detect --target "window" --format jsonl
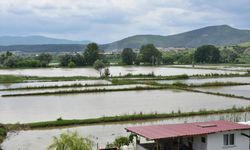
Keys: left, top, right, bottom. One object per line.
{"left": 201, "top": 137, "right": 206, "bottom": 143}
{"left": 224, "top": 134, "right": 235, "bottom": 146}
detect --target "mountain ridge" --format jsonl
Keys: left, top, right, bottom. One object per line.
{"left": 0, "top": 35, "right": 91, "bottom": 46}
{"left": 102, "top": 25, "right": 250, "bottom": 50}
{"left": 1, "top": 25, "right": 250, "bottom": 52}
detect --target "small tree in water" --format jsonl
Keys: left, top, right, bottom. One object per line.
{"left": 93, "top": 59, "right": 105, "bottom": 77}
{"left": 104, "top": 68, "right": 110, "bottom": 77}
{"left": 48, "top": 131, "right": 93, "bottom": 150}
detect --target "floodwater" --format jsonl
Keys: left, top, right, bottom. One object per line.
{"left": 156, "top": 77, "right": 250, "bottom": 85}
{"left": 0, "top": 66, "right": 241, "bottom": 77}
{"left": 170, "top": 65, "right": 250, "bottom": 71}
{"left": 0, "top": 80, "right": 111, "bottom": 90}
{"left": 2, "top": 112, "right": 249, "bottom": 150}
{"left": 195, "top": 85, "right": 250, "bottom": 98}
{"left": 0, "top": 90, "right": 249, "bottom": 123}
{"left": 0, "top": 84, "right": 148, "bottom": 96}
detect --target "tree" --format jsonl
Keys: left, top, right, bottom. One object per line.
{"left": 3, "top": 56, "right": 18, "bottom": 68}
{"left": 194, "top": 45, "right": 220, "bottom": 63}
{"left": 139, "top": 44, "right": 162, "bottom": 65}
{"left": 93, "top": 59, "right": 105, "bottom": 76}
{"left": 37, "top": 53, "right": 52, "bottom": 67}
{"left": 162, "top": 53, "right": 174, "bottom": 64}
{"left": 84, "top": 43, "right": 99, "bottom": 65}
{"left": 106, "top": 136, "right": 133, "bottom": 149}
{"left": 104, "top": 68, "right": 110, "bottom": 77}
{"left": 68, "top": 61, "right": 76, "bottom": 68}
{"left": 59, "top": 53, "right": 85, "bottom": 67}
{"left": 220, "top": 48, "right": 238, "bottom": 63}
{"left": 48, "top": 131, "right": 93, "bottom": 150}
{"left": 121, "top": 48, "right": 135, "bottom": 65}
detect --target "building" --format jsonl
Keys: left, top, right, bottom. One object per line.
{"left": 125, "top": 120, "right": 250, "bottom": 150}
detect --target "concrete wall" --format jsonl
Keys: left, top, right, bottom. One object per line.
{"left": 193, "top": 135, "right": 207, "bottom": 150}
{"left": 207, "top": 130, "right": 249, "bottom": 150}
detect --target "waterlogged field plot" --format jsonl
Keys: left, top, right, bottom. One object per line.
{"left": 0, "top": 80, "right": 111, "bottom": 90}
{"left": 0, "top": 90, "right": 249, "bottom": 123}
{"left": 0, "top": 66, "right": 241, "bottom": 77}
{"left": 195, "top": 85, "right": 250, "bottom": 98}
{"left": 157, "top": 77, "right": 250, "bottom": 85}
{"left": 170, "top": 65, "right": 250, "bottom": 71}
{"left": 0, "top": 84, "right": 149, "bottom": 96}
{"left": 2, "top": 112, "right": 250, "bottom": 150}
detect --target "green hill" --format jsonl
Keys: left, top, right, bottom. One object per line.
{"left": 102, "top": 25, "right": 250, "bottom": 50}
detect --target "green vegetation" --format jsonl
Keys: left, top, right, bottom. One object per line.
{"left": 84, "top": 43, "right": 99, "bottom": 65}
{"left": 59, "top": 53, "right": 85, "bottom": 67}
{"left": 162, "top": 50, "right": 194, "bottom": 65}
{"left": 0, "top": 124, "right": 7, "bottom": 146}
{"left": 48, "top": 131, "right": 93, "bottom": 150}
{"left": 93, "top": 59, "right": 106, "bottom": 76}
{"left": 0, "top": 75, "right": 26, "bottom": 83}
{"left": 1, "top": 86, "right": 164, "bottom": 97}
{"left": 0, "top": 83, "right": 113, "bottom": 91}
{"left": 22, "top": 106, "right": 250, "bottom": 129}
{"left": 0, "top": 52, "right": 52, "bottom": 68}
{"left": 184, "top": 88, "right": 250, "bottom": 100}
{"left": 194, "top": 45, "right": 220, "bottom": 63}
{"left": 189, "top": 82, "right": 250, "bottom": 88}
{"left": 139, "top": 44, "right": 162, "bottom": 65}
{"left": 106, "top": 136, "right": 132, "bottom": 149}
{"left": 121, "top": 48, "right": 135, "bottom": 65}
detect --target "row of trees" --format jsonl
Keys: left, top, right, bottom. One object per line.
{"left": 121, "top": 44, "right": 162, "bottom": 65}
{"left": 1, "top": 43, "right": 248, "bottom": 68}
{"left": 59, "top": 43, "right": 100, "bottom": 67}
{"left": 121, "top": 44, "right": 246, "bottom": 65}
{"left": 0, "top": 52, "right": 52, "bottom": 68}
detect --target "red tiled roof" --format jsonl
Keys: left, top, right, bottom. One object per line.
{"left": 125, "top": 120, "right": 250, "bottom": 140}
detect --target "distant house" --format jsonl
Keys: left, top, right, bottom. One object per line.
{"left": 125, "top": 120, "right": 250, "bottom": 150}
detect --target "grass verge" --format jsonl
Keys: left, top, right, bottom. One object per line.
{"left": 0, "top": 83, "right": 112, "bottom": 91}
{"left": 22, "top": 106, "right": 250, "bottom": 129}
{"left": 1, "top": 86, "right": 166, "bottom": 97}
{"left": 183, "top": 88, "right": 250, "bottom": 100}
{"left": 0, "top": 125, "right": 7, "bottom": 147}
{"left": 0, "top": 75, "right": 26, "bottom": 83}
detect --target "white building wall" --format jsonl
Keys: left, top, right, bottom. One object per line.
{"left": 193, "top": 135, "right": 207, "bottom": 150}
{"left": 207, "top": 130, "right": 249, "bottom": 150}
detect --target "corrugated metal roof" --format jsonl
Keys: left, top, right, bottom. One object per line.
{"left": 125, "top": 120, "right": 250, "bottom": 140}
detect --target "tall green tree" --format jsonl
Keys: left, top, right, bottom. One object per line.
{"left": 84, "top": 43, "right": 99, "bottom": 65}
{"left": 48, "top": 131, "right": 93, "bottom": 150}
{"left": 121, "top": 48, "right": 135, "bottom": 65}
{"left": 139, "top": 44, "right": 162, "bottom": 65}
{"left": 194, "top": 45, "right": 220, "bottom": 63}
{"left": 37, "top": 53, "right": 52, "bottom": 67}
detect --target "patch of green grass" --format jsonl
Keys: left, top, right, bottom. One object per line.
{"left": 0, "top": 83, "right": 112, "bottom": 91}
{"left": 0, "top": 125, "right": 7, "bottom": 146}
{"left": 183, "top": 88, "right": 250, "bottom": 100}
{"left": 190, "top": 82, "right": 250, "bottom": 87}
{"left": 22, "top": 106, "right": 250, "bottom": 129}
{"left": 0, "top": 75, "right": 26, "bottom": 83}
{"left": 191, "top": 72, "right": 250, "bottom": 79}
{"left": 1, "top": 86, "right": 166, "bottom": 97}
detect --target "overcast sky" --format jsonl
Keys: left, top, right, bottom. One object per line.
{"left": 0, "top": 0, "right": 249, "bottom": 43}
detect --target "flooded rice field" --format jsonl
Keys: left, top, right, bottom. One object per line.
{"left": 0, "top": 84, "right": 147, "bottom": 96}
{"left": 2, "top": 112, "right": 249, "bottom": 150}
{"left": 0, "top": 90, "right": 249, "bottom": 123}
{"left": 156, "top": 77, "right": 250, "bottom": 85}
{"left": 0, "top": 66, "right": 242, "bottom": 77}
{"left": 170, "top": 65, "right": 250, "bottom": 71}
{"left": 195, "top": 85, "right": 250, "bottom": 98}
